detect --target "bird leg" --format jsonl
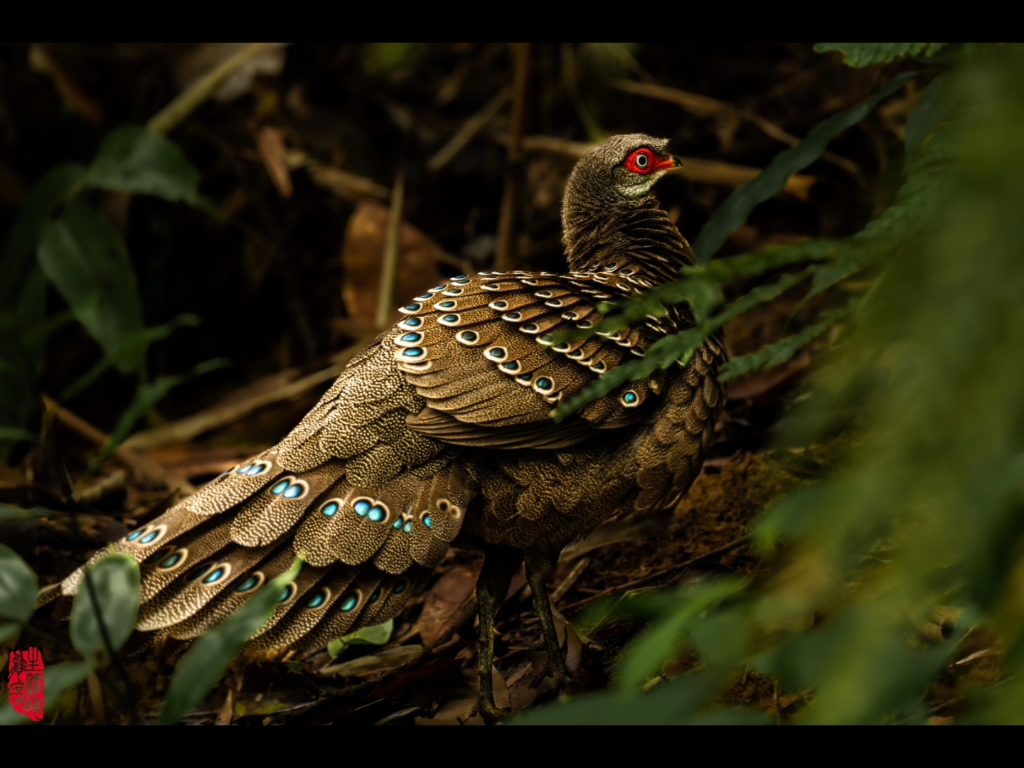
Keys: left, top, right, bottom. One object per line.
{"left": 526, "top": 548, "right": 572, "bottom": 690}
{"left": 474, "top": 547, "right": 520, "bottom": 723}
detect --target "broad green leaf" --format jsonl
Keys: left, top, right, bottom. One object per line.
{"left": 83, "top": 126, "right": 213, "bottom": 210}
{"left": 37, "top": 201, "right": 145, "bottom": 374}
{"left": 0, "top": 326, "right": 35, "bottom": 462}
{"left": 692, "top": 71, "right": 917, "bottom": 264}
{"left": 88, "top": 357, "right": 229, "bottom": 471}
{"left": 17, "top": 266, "right": 48, "bottom": 370}
{"left": 327, "top": 618, "right": 394, "bottom": 659}
{"left": 0, "top": 504, "right": 61, "bottom": 522}
{"left": 0, "top": 163, "right": 84, "bottom": 309}
{"left": 159, "top": 557, "right": 303, "bottom": 725}
{"left": 814, "top": 43, "right": 947, "bottom": 68}
{"left": 0, "top": 660, "right": 93, "bottom": 725}
{"left": 69, "top": 553, "right": 140, "bottom": 666}
{"left": 61, "top": 313, "right": 202, "bottom": 402}
{"left": 0, "top": 544, "right": 38, "bottom": 642}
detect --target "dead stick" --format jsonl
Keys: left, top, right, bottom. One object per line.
{"left": 41, "top": 395, "right": 194, "bottom": 494}
{"left": 148, "top": 43, "right": 283, "bottom": 136}
{"left": 560, "top": 534, "right": 752, "bottom": 613}
{"left": 122, "top": 341, "right": 371, "bottom": 451}
{"left": 494, "top": 43, "right": 530, "bottom": 271}
{"left": 377, "top": 170, "right": 405, "bottom": 329}
{"left": 427, "top": 86, "right": 511, "bottom": 173}
{"left": 611, "top": 79, "right": 860, "bottom": 178}
{"left": 511, "top": 135, "right": 816, "bottom": 199}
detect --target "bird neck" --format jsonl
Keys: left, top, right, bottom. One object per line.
{"left": 561, "top": 195, "right": 695, "bottom": 286}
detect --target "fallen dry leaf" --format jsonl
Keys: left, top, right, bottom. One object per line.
{"left": 417, "top": 563, "right": 480, "bottom": 646}
{"left": 256, "top": 126, "right": 293, "bottom": 198}
{"left": 318, "top": 644, "right": 423, "bottom": 677}
{"left": 340, "top": 201, "right": 446, "bottom": 329}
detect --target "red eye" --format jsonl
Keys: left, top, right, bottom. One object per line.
{"left": 625, "top": 149, "right": 654, "bottom": 175}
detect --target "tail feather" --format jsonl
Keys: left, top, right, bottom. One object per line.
{"left": 248, "top": 563, "right": 379, "bottom": 651}
{"left": 54, "top": 455, "right": 472, "bottom": 654}
{"left": 230, "top": 458, "right": 345, "bottom": 546}
{"left": 137, "top": 541, "right": 281, "bottom": 631}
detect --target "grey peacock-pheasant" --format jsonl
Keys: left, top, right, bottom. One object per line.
{"left": 47, "top": 133, "right": 726, "bottom": 720}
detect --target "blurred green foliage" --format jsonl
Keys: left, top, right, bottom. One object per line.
{"left": 0, "top": 549, "right": 137, "bottom": 725}
{"left": 534, "top": 43, "right": 1024, "bottom": 724}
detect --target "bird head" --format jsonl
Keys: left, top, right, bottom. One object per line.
{"left": 567, "top": 133, "right": 682, "bottom": 207}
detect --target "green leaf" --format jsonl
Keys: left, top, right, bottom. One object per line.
{"left": 61, "top": 313, "right": 202, "bottom": 402}
{"left": 692, "top": 71, "right": 917, "bottom": 264}
{"left": 89, "top": 357, "right": 229, "bottom": 471}
{"left": 69, "top": 553, "right": 140, "bottom": 666}
{"left": 83, "top": 126, "right": 213, "bottom": 211}
{"left": 0, "top": 326, "right": 35, "bottom": 462}
{"left": 0, "top": 544, "right": 38, "bottom": 641}
{"left": 814, "top": 43, "right": 947, "bottom": 68}
{"left": 0, "top": 504, "right": 61, "bottom": 522}
{"left": 0, "top": 427, "right": 39, "bottom": 443}
{"left": 0, "top": 163, "right": 84, "bottom": 309}
{"left": 905, "top": 74, "right": 952, "bottom": 163}
{"left": 718, "top": 307, "right": 850, "bottom": 383}
{"left": 0, "top": 660, "right": 92, "bottom": 725}
{"left": 37, "top": 201, "right": 145, "bottom": 374}
{"left": 17, "top": 266, "right": 49, "bottom": 371}
{"left": 159, "top": 556, "right": 303, "bottom": 725}
{"left": 617, "top": 578, "right": 748, "bottom": 689}
{"left": 327, "top": 618, "right": 394, "bottom": 659}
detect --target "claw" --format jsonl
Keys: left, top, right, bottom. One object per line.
{"left": 473, "top": 696, "right": 510, "bottom": 724}
{"left": 529, "top": 652, "right": 572, "bottom": 690}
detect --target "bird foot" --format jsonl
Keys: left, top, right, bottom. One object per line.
{"left": 529, "top": 654, "right": 572, "bottom": 690}
{"left": 472, "top": 696, "right": 510, "bottom": 725}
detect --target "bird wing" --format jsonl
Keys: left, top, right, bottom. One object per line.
{"left": 394, "top": 270, "right": 680, "bottom": 448}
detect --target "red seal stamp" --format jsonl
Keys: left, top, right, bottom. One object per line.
{"left": 7, "top": 648, "right": 45, "bottom": 722}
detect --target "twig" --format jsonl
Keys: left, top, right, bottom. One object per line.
{"left": 147, "top": 43, "right": 283, "bottom": 136}
{"left": 295, "top": 155, "right": 391, "bottom": 201}
{"left": 561, "top": 43, "right": 602, "bottom": 140}
{"left": 494, "top": 43, "right": 530, "bottom": 271}
{"left": 612, "top": 79, "right": 860, "bottom": 179}
{"left": 560, "top": 534, "right": 752, "bottom": 613}
{"left": 122, "top": 341, "right": 372, "bottom": 451}
{"left": 551, "top": 557, "right": 590, "bottom": 604}
{"left": 40, "top": 406, "right": 141, "bottom": 724}
{"left": 377, "top": 169, "right": 405, "bottom": 329}
{"left": 427, "top": 86, "right": 511, "bottom": 173}
{"left": 41, "top": 395, "right": 194, "bottom": 494}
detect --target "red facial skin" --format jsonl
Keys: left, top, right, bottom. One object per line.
{"left": 624, "top": 148, "right": 679, "bottom": 175}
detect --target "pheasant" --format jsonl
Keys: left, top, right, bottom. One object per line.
{"left": 48, "top": 133, "right": 726, "bottom": 721}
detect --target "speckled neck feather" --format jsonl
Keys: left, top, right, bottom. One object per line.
{"left": 561, "top": 133, "right": 696, "bottom": 284}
